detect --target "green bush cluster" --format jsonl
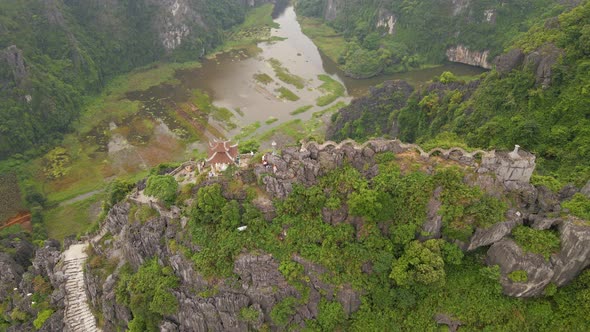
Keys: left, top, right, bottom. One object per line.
{"left": 144, "top": 175, "right": 178, "bottom": 206}
{"left": 115, "top": 260, "right": 179, "bottom": 332}
{"left": 512, "top": 226, "right": 561, "bottom": 260}
{"left": 508, "top": 270, "right": 529, "bottom": 283}
{"left": 562, "top": 193, "right": 590, "bottom": 220}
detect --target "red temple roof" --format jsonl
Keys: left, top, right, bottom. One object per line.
{"left": 206, "top": 140, "right": 238, "bottom": 165}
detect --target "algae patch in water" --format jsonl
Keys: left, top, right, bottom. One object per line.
{"left": 268, "top": 58, "right": 305, "bottom": 89}
{"left": 290, "top": 105, "right": 313, "bottom": 115}
{"left": 254, "top": 73, "right": 274, "bottom": 85}
{"left": 276, "top": 86, "right": 300, "bottom": 101}
{"left": 316, "top": 74, "right": 345, "bottom": 107}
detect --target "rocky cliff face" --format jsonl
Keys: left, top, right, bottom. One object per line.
{"left": 86, "top": 196, "right": 360, "bottom": 331}
{"left": 446, "top": 45, "right": 492, "bottom": 69}
{"left": 0, "top": 235, "right": 67, "bottom": 331}
{"left": 79, "top": 137, "right": 590, "bottom": 331}
{"left": 376, "top": 9, "right": 397, "bottom": 35}
{"left": 0, "top": 46, "right": 28, "bottom": 88}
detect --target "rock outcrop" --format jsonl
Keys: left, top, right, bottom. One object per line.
{"left": 479, "top": 147, "right": 536, "bottom": 185}
{"left": 467, "top": 210, "right": 523, "bottom": 251}
{"left": 0, "top": 45, "right": 28, "bottom": 87}
{"left": 327, "top": 80, "right": 414, "bottom": 141}
{"left": 487, "top": 239, "right": 554, "bottom": 297}
{"left": 376, "top": 9, "right": 397, "bottom": 35}
{"left": 493, "top": 48, "right": 525, "bottom": 75}
{"left": 419, "top": 187, "right": 443, "bottom": 241}
{"left": 524, "top": 43, "right": 565, "bottom": 89}
{"left": 86, "top": 196, "right": 362, "bottom": 331}
{"left": 551, "top": 218, "right": 590, "bottom": 286}
{"left": 485, "top": 217, "right": 590, "bottom": 297}
{"left": 324, "top": 0, "right": 343, "bottom": 21}
{"left": 0, "top": 236, "right": 67, "bottom": 331}
{"left": 446, "top": 45, "right": 492, "bottom": 69}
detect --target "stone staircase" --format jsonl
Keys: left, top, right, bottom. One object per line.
{"left": 63, "top": 243, "right": 101, "bottom": 332}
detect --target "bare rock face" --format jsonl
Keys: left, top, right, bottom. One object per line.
{"left": 446, "top": 45, "right": 492, "bottom": 69}
{"left": 486, "top": 217, "right": 590, "bottom": 297}
{"left": 234, "top": 253, "right": 299, "bottom": 320}
{"left": 493, "top": 48, "right": 525, "bottom": 75}
{"left": 122, "top": 216, "right": 169, "bottom": 268}
{"left": 103, "top": 202, "right": 130, "bottom": 236}
{"left": 530, "top": 216, "right": 560, "bottom": 230}
{"left": 435, "top": 313, "right": 462, "bottom": 332}
{"left": 146, "top": 0, "right": 204, "bottom": 51}
{"left": 467, "top": 210, "right": 523, "bottom": 251}
{"left": 324, "top": 0, "right": 343, "bottom": 21}
{"left": 327, "top": 80, "right": 414, "bottom": 140}
{"left": 581, "top": 180, "right": 590, "bottom": 198}
{"left": 376, "top": 9, "right": 397, "bottom": 35}
{"left": 551, "top": 218, "right": 590, "bottom": 286}
{"left": 0, "top": 45, "right": 28, "bottom": 87}
{"left": 420, "top": 187, "right": 443, "bottom": 240}
{"left": 487, "top": 239, "right": 554, "bottom": 297}
{"left": 480, "top": 149, "right": 536, "bottom": 186}
{"left": 451, "top": 0, "right": 470, "bottom": 16}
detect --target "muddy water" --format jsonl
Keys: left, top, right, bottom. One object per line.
{"left": 177, "top": 5, "right": 484, "bottom": 135}
{"left": 131, "top": 5, "right": 486, "bottom": 139}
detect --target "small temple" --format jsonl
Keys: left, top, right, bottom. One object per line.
{"left": 206, "top": 140, "right": 239, "bottom": 173}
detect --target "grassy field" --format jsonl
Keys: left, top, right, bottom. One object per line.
{"left": 0, "top": 173, "right": 25, "bottom": 222}
{"left": 298, "top": 17, "right": 346, "bottom": 66}
{"left": 316, "top": 75, "right": 345, "bottom": 106}
{"left": 216, "top": 4, "right": 280, "bottom": 53}
{"left": 234, "top": 121, "right": 262, "bottom": 140}
{"left": 39, "top": 61, "right": 204, "bottom": 206}
{"left": 44, "top": 193, "right": 104, "bottom": 241}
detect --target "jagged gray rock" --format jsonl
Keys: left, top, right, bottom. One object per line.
{"left": 524, "top": 43, "right": 565, "bottom": 88}
{"left": 530, "top": 216, "right": 560, "bottom": 230}
{"left": 551, "top": 218, "right": 590, "bottom": 286}
{"left": 480, "top": 150, "right": 536, "bottom": 185}
{"left": 493, "top": 48, "right": 525, "bottom": 75}
{"left": 420, "top": 187, "right": 443, "bottom": 240}
{"left": 467, "top": 210, "right": 523, "bottom": 251}
{"left": 1, "top": 45, "right": 28, "bottom": 87}
{"left": 487, "top": 238, "right": 554, "bottom": 297}
{"left": 581, "top": 180, "right": 590, "bottom": 198}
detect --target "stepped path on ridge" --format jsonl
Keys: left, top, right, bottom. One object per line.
{"left": 63, "top": 243, "right": 101, "bottom": 332}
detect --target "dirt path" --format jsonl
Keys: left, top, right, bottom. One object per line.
{"left": 63, "top": 243, "right": 101, "bottom": 332}
{"left": 59, "top": 190, "right": 103, "bottom": 207}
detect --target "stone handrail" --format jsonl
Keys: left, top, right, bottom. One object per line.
{"left": 300, "top": 139, "right": 493, "bottom": 162}
{"left": 169, "top": 161, "right": 199, "bottom": 176}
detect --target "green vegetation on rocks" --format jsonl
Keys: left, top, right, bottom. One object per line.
{"left": 116, "top": 260, "right": 179, "bottom": 331}
{"left": 145, "top": 175, "right": 178, "bottom": 206}
{"left": 327, "top": 2, "right": 590, "bottom": 184}
{"left": 562, "top": 194, "right": 590, "bottom": 221}
{"left": 512, "top": 226, "right": 561, "bottom": 260}
{"left": 295, "top": 0, "right": 563, "bottom": 77}
{"left": 508, "top": 270, "right": 529, "bottom": 283}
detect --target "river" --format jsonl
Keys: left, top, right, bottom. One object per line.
{"left": 173, "top": 5, "right": 485, "bottom": 137}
